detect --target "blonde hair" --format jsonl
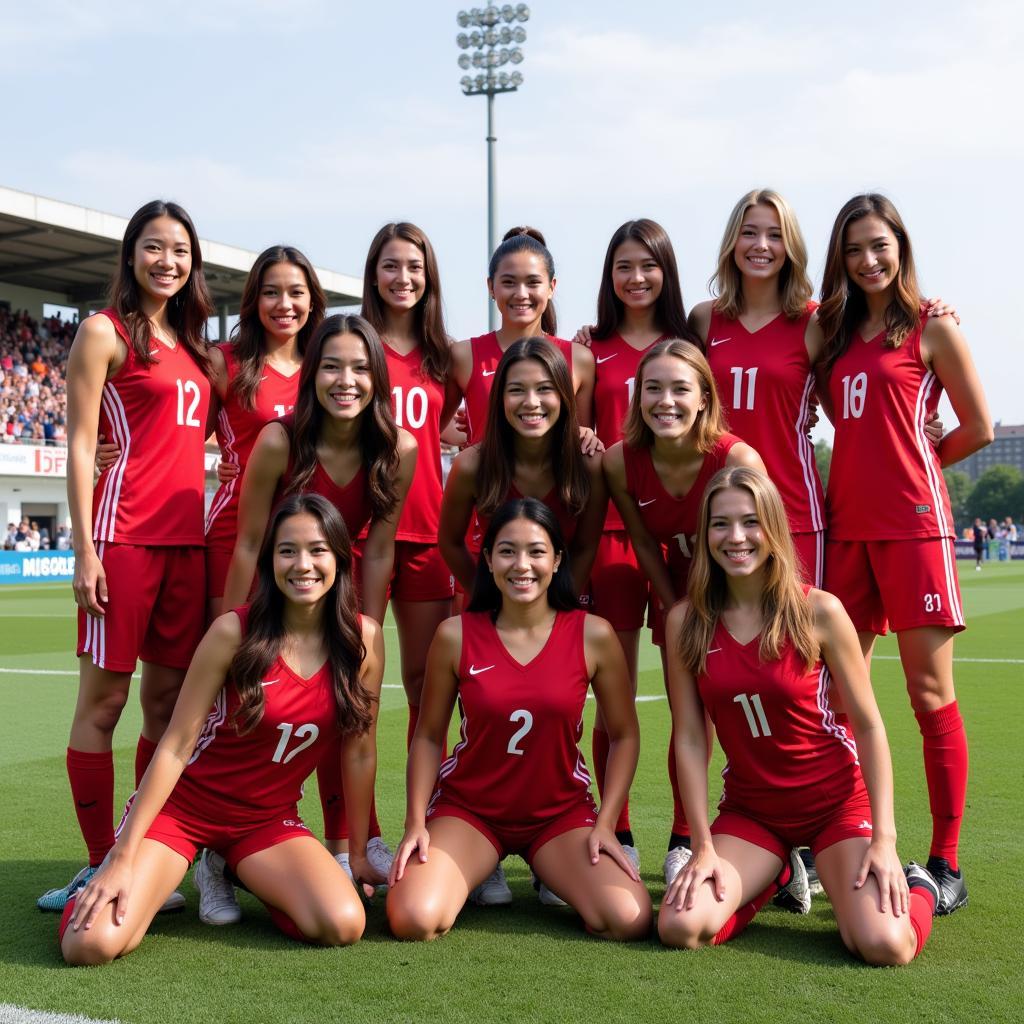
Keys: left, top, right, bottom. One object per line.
{"left": 623, "top": 339, "right": 725, "bottom": 452}
{"left": 678, "top": 466, "right": 818, "bottom": 677}
{"left": 711, "top": 189, "right": 813, "bottom": 321}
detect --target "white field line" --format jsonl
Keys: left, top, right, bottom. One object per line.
{"left": 0, "top": 1006, "right": 120, "bottom": 1024}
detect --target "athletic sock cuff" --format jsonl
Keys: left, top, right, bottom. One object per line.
{"left": 914, "top": 700, "right": 963, "bottom": 737}
{"left": 66, "top": 747, "right": 114, "bottom": 769}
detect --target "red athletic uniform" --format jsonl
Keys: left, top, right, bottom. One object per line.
{"left": 205, "top": 345, "right": 298, "bottom": 598}
{"left": 383, "top": 343, "right": 453, "bottom": 601}
{"left": 697, "top": 612, "right": 872, "bottom": 858}
{"left": 590, "top": 333, "right": 660, "bottom": 630}
{"left": 77, "top": 309, "right": 210, "bottom": 671}
{"left": 475, "top": 482, "right": 578, "bottom": 550}
{"left": 706, "top": 308, "right": 825, "bottom": 585}
{"left": 278, "top": 452, "right": 372, "bottom": 542}
{"left": 623, "top": 433, "right": 741, "bottom": 645}
{"left": 427, "top": 609, "right": 598, "bottom": 860}
{"left": 129, "top": 607, "right": 349, "bottom": 870}
{"left": 463, "top": 332, "right": 574, "bottom": 445}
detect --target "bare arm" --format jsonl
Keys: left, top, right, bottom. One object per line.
{"left": 438, "top": 447, "right": 481, "bottom": 593}
{"left": 687, "top": 301, "right": 713, "bottom": 348}
{"left": 571, "top": 342, "right": 596, "bottom": 428}
{"left": 568, "top": 453, "right": 607, "bottom": 594}
{"left": 724, "top": 440, "right": 767, "bottom": 474}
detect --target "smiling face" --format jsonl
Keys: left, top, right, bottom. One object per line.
{"left": 485, "top": 516, "right": 560, "bottom": 605}
{"left": 489, "top": 251, "right": 555, "bottom": 329}
{"left": 843, "top": 213, "right": 900, "bottom": 297}
{"left": 375, "top": 238, "right": 426, "bottom": 314}
{"left": 503, "top": 357, "right": 560, "bottom": 439}
{"left": 639, "top": 354, "right": 707, "bottom": 440}
{"left": 272, "top": 511, "right": 337, "bottom": 605}
{"left": 733, "top": 203, "right": 786, "bottom": 283}
{"left": 707, "top": 485, "right": 768, "bottom": 580}
{"left": 131, "top": 215, "right": 192, "bottom": 304}
{"left": 612, "top": 238, "right": 663, "bottom": 312}
{"left": 315, "top": 332, "right": 373, "bottom": 421}
{"left": 258, "top": 261, "right": 312, "bottom": 343}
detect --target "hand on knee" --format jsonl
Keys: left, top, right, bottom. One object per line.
{"left": 62, "top": 931, "right": 122, "bottom": 967}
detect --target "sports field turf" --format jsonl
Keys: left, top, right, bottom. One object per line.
{"left": 0, "top": 563, "right": 1021, "bottom": 1023}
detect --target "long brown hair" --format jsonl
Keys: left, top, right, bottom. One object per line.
{"left": 361, "top": 222, "right": 451, "bottom": 383}
{"left": 286, "top": 314, "right": 400, "bottom": 521}
{"left": 231, "top": 246, "right": 327, "bottom": 411}
{"left": 711, "top": 190, "right": 813, "bottom": 320}
{"left": 488, "top": 226, "right": 557, "bottom": 336}
{"left": 623, "top": 339, "right": 725, "bottom": 452}
{"left": 678, "top": 466, "right": 818, "bottom": 677}
{"left": 819, "top": 193, "right": 922, "bottom": 375}
{"left": 476, "top": 338, "right": 589, "bottom": 518}
{"left": 231, "top": 493, "right": 375, "bottom": 736}
{"left": 593, "top": 219, "right": 697, "bottom": 344}
{"left": 110, "top": 199, "right": 213, "bottom": 375}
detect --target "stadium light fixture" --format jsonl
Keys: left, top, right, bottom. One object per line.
{"left": 456, "top": 4, "right": 529, "bottom": 328}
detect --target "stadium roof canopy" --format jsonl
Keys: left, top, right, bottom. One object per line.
{"left": 0, "top": 185, "right": 362, "bottom": 310}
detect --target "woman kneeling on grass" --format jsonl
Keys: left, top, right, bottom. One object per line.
{"left": 387, "top": 498, "right": 651, "bottom": 941}
{"left": 60, "top": 494, "right": 385, "bottom": 964}
{"left": 657, "top": 467, "right": 938, "bottom": 965}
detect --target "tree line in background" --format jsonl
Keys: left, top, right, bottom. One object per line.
{"left": 813, "top": 441, "right": 1023, "bottom": 531}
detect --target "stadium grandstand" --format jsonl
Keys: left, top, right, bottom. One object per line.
{"left": 0, "top": 185, "right": 361, "bottom": 559}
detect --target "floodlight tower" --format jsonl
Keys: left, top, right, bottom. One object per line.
{"left": 456, "top": 4, "right": 529, "bottom": 328}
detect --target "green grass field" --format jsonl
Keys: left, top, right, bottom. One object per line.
{"left": 1, "top": 563, "right": 1021, "bottom": 1023}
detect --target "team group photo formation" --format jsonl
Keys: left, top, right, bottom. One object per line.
{"left": 31, "top": 187, "right": 989, "bottom": 968}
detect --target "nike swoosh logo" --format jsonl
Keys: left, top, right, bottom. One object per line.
{"left": 595, "top": 353, "right": 617, "bottom": 364}
{"left": 482, "top": 370, "right": 496, "bottom": 377}
{"left": 707, "top": 648, "right": 721, "bottom": 655}
{"left": 149, "top": 348, "right": 161, "bottom": 356}
{"left": 709, "top": 337, "right": 731, "bottom": 346}
{"left": 260, "top": 376, "right": 268, "bottom": 382}
{"left": 468, "top": 664, "right": 494, "bottom": 675}
{"left": 638, "top": 498, "right": 656, "bottom": 507}
{"left": 261, "top": 678, "right": 280, "bottom": 687}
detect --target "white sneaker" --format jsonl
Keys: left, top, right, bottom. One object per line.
{"left": 534, "top": 875, "right": 568, "bottom": 908}
{"left": 366, "top": 837, "right": 394, "bottom": 891}
{"left": 622, "top": 844, "right": 641, "bottom": 875}
{"left": 160, "top": 889, "right": 187, "bottom": 914}
{"left": 663, "top": 845, "right": 692, "bottom": 886}
{"left": 193, "top": 850, "right": 241, "bottom": 925}
{"left": 469, "top": 865, "right": 513, "bottom": 906}
{"left": 334, "top": 851, "right": 354, "bottom": 882}
{"left": 771, "top": 848, "right": 812, "bottom": 915}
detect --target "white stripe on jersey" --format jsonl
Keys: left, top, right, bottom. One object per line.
{"left": 95, "top": 384, "right": 131, "bottom": 543}
{"left": 571, "top": 713, "right": 591, "bottom": 787}
{"left": 205, "top": 408, "right": 240, "bottom": 533}
{"left": 187, "top": 689, "right": 228, "bottom": 765}
{"left": 82, "top": 541, "right": 107, "bottom": 668}
{"left": 816, "top": 664, "right": 859, "bottom": 763}
{"left": 795, "top": 372, "right": 826, "bottom": 533}
{"left": 437, "top": 695, "right": 470, "bottom": 782}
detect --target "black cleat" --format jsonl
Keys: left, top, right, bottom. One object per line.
{"left": 926, "top": 856, "right": 968, "bottom": 915}
{"left": 904, "top": 861, "right": 940, "bottom": 915}
{"left": 771, "top": 848, "right": 811, "bottom": 914}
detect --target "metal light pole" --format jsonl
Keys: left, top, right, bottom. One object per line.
{"left": 456, "top": 4, "right": 529, "bottom": 329}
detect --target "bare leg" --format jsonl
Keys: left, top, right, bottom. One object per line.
{"left": 69, "top": 660, "right": 132, "bottom": 752}
{"left": 393, "top": 597, "right": 453, "bottom": 709}
{"left": 387, "top": 817, "right": 499, "bottom": 941}
{"left": 138, "top": 662, "right": 186, "bottom": 744}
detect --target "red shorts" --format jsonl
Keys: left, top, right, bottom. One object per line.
{"left": 390, "top": 540, "right": 455, "bottom": 602}
{"left": 792, "top": 531, "right": 825, "bottom": 589}
{"left": 589, "top": 531, "right": 648, "bottom": 632}
{"left": 76, "top": 543, "right": 206, "bottom": 672}
{"left": 205, "top": 544, "right": 233, "bottom": 602}
{"left": 824, "top": 537, "right": 965, "bottom": 635}
{"left": 711, "top": 779, "right": 874, "bottom": 859}
{"left": 141, "top": 801, "right": 314, "bottom": 873}
{"left": 427, "top": 796, "right": 598, "bottom": 864}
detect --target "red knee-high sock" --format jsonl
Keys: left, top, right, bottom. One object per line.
{"left": 710, "top": 863, "right": 788, "bottom": 946}
{"left": 915, "top": 701, "right": 968, "bottom": 869}
{"left": 267, "top": 904, "right": 309, "bottom": 943}
{"left": 67, "top": 747, "right": 115, "bottom": 867}
{"left": 592, "top": 727, "right": 630, "bottom": 832}
{"left": 318, "top": 740, "right": 382, "bottom": 842}
{"left": 908, "top": 889, "right": 935, "bottom": 959}
{"left": 135, "top": 735, "right": 157, "bottom": 787}
{"left": 58, "top": 897, "right": 77, "bottom": 945}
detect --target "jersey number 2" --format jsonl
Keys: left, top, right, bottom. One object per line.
{"left": 507, "top": 709, "right": 534, "bottom": 756}
{"left": 272, "top": 722, "right": 320, "bottom": 764}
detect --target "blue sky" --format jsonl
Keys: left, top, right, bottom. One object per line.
{"left": 4, "top": 0, "right": 1021, "bottom": 432}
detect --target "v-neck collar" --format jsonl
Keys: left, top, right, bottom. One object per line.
{"left": 487, "top": 612, "right": 559, "bottom": 671}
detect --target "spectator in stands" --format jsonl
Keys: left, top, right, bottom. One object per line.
{"left": 56, "top": 526, "right": 71, "bottom": 550}
{"left": 4, "top": 523, "right": 16, "bottom": 549}
{"left": 972, "top": 518, "right": 987, "bottom": 570}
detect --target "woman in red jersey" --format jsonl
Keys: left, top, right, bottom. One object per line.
{"left": 658, "top": 467, "right": 940, "bottom": 965}
{"left": 360, "top": 223, "right": 460, "bottom": 751}
{"left": 818, "top": 194, "right": 992, "bottom": 916}
{"left": 602, "top": 339, "right": 764, "bottom": 887}
{"left": 387, "top": 498, "right": 651, "bottom": 941}
{"left": 580, "top": 218, "right": 699, "bottom": 866}
{"left": 39, "top": 201, "right": 215, "bottom": 914}
{"left": 223, "top": 312, "right": 416, "bottom": 880}
{"left": 449, "top": 226, "right": 596, "bottom": 445}
{"left": 60, "top": 494, "right": 385, "bottom": 963}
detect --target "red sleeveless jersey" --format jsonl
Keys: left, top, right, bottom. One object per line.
{"left": 384, "top": 343, "right": 444, "bottom": 543}
{"left": 206, "top": 345, "right": 298, "bottom": 550}
{"left": 592, "top": 332, "right": 664, "bottom": 531}
{"left": 706, "top": 309, "right": 824, "bottom": 534}
{"left": 463, "top": 332, "right": 574, "bottom": 445}
{"left": 430, "top": 610, "right": 593, "bottom": 826}
{"left": 91, "top": 309, "right": 211, "bottom": 546}
{"left": 697, "top": 612, "right": 862, "bottom": 821}
{"left": 475, "top": 481, "right": 577, "bottom": 549}
{"left": 622, "top": 433, "right": 740, "bottom": 589}
{"left": 826, "top": 315, "right": 954, "bottom": 540}
{"left": 167, "top": 608, "right": 347, "bottom": 827}
{"left": 277, "top": 456, "right": 373, "bottom": 541}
